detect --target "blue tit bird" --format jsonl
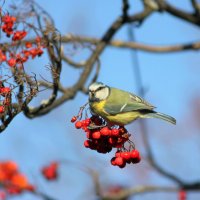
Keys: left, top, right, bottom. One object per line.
{"left": 88, "top": 82, "right": 176, "bottom": 126}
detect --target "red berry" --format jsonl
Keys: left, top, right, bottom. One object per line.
{"left": 92, "top": 131, "right": 101, "bottom": 139}
{"left": 84, "top": 140, "right": 90, "bottom": 148}
{"left": 100, "top": 127, "right": 111, "bottom": 136}
{"left": 81, "top": 120, "right": 86, "bottom": 126}
{"left": 82, "top": 126, "right": 88, "bottom": 132}
{"left": 0, "top": 87, "right": 11, "bottom": 97}
{"left": 0, "top": 106, "right": 5, "bottom": 113}
{"left": 132, "top": 156, "right": 141, "bottom": 164}
{"left": 75, "top": 121, "right": 82, "bottom": 129}
{"left": 111, "top": 129, "right": 119, "bottom": 137}
{"left": 84, "top": 118, "right": 91, "bottom": 126}
{"left": 118, "top": 162, "right": 126, "bottom": 168}
{"left": 130, "top": 150, "right": 140, "bottom": 159}
{"left": 115, "top": 151, "right": 122, "bottom": 157}
{"left": 0, "top": 53, "right": 7, "bottom": 62}
{"left": 1, "top": 87, "right": 11, "bottom": 93}
{"left": 25, "top": 42, "right": 32, "bottom": 48}
{"left": 12, "top": 30, "right": 27, "bottom": 41}
{"left": 71, "top": 116, "right": 77, "bottom": 123}
{"left": 121, "top": 152, "right": 131, "bottom": 161}
{"left": 41, "top": 162, "right": 58, "bottom": 180}
{"left": 110, "top": 157, "right": 116, "bottom": 166}
{"left": 131, "top": 150, "right": 141, "bottom": 163}
{"left": 179, "top": 189, "right": 186, "bottom": 200}
{"left": 7, "top": 58, "right": 16, "bottom": 67}
{"left": 115, "top": 157, "right": 125, "bottom": 166}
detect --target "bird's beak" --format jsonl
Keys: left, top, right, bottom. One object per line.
{"left": 89, "top": 90, "right": 95, "bottom": 96}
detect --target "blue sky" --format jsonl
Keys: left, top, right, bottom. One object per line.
{"left": 1, "top": 0, "right": 200, "bottom": 199}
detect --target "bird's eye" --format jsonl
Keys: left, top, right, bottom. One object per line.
{"left": 96, "top": 86, "right": 105, "bottom": 92}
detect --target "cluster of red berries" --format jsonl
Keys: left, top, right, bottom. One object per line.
{"left": 71, "top": 115, "right": 141, "bottom": 168}
{"left": 0, "top": 82, "right": 11, "bottom": 114}
{"left": 111, "top": 149, "right": 140, "bottom": 168}
{"left": 12, "top": 30, "right": 27, "bottom": 41}
{"left": 0, "top": 41, "right": 44, "bottom": 68}
{"left": 1, "top": 15, "right": 26, "bottom": 41}
{"left": 0, "top": 13, "right": 45, "bottom": 68}
{"left": 0, "top": 161, "right": 35, "bottom": 197}
{"left": 41, "top": 162, "right": 59, "bottom": 181}
{"left": 1, "top": 14, "right": 16, "bottom": 36}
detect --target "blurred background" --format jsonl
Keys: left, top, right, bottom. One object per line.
{"left": 0, "top": 0, "right": 200, "bottom": 199}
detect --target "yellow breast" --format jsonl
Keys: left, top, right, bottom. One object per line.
{"left": 90, "top": 100, "right": 107, "bottom": 117}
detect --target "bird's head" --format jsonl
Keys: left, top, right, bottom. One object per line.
{"left": 88, "top": 82, "right": 110, "bottom": 102}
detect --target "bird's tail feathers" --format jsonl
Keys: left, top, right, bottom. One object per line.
{"left": 143, "top": 112, "right": 176, "bottom": 125}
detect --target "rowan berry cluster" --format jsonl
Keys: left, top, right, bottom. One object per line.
{"left": 0, "top": 12, "right": 45, "bottom": 69}
{"left": 1, "top": 14, "right": 16, "bottom": 37}
{"left": 0, "top": 161, "right": 35, "bottom": 198}
{"left": 71, "top": 113, "right": 141, "bottom": 168}
{"left": 111, "top": 149, "right": 140, "bottom": 168}
{"left": 0, "top": 82, "right": 11, "bottom": 114}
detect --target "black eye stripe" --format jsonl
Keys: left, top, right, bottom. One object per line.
{"left": 95, "top": 86, "right": 105, "bottom": 92}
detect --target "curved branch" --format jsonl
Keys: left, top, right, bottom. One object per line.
{"left": 61, "top": 35, "right": 200, "bottom": 53}
{"left": 162, "top": 1, "right": 200, "bottom": 26}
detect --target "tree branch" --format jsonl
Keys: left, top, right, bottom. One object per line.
{"left": 61, "top": 35, "right": 200, "bottom": 53}
{"left": 161, "top": 1, "right": 200, "bottom": 26}
{"left": 191, "top": 0, "right": 200, "bottom": 16}
{"left": 101, "top": 185, "right": 177, "bottom": 200}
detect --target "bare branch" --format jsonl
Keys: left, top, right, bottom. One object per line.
{"left": 162, "top": 1, "right": 200, "bottom": 26}
{"left": 61, "top": 35, "right": 200, "bottom": 53}
{"left": 61, "top": 45, "right": 86, "bottom": 68}
{"left": 191, "top": 0, "right": 200, "bottom": 16}
{"left": 101, "top": 185, "right": 177, "bottom": 200}
{"left": 122, "top": 0, "right": 129, "bottom": 19}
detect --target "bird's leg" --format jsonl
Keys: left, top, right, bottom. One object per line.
{"left": 106, "top": 122, "right": 116, "bottom": 129}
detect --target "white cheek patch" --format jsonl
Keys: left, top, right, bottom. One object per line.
{"left": 95, "top": 88, "right": 109, "bottom": 100}
{"left": 95, "top": 91, "right": 103, "bottom": 99}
